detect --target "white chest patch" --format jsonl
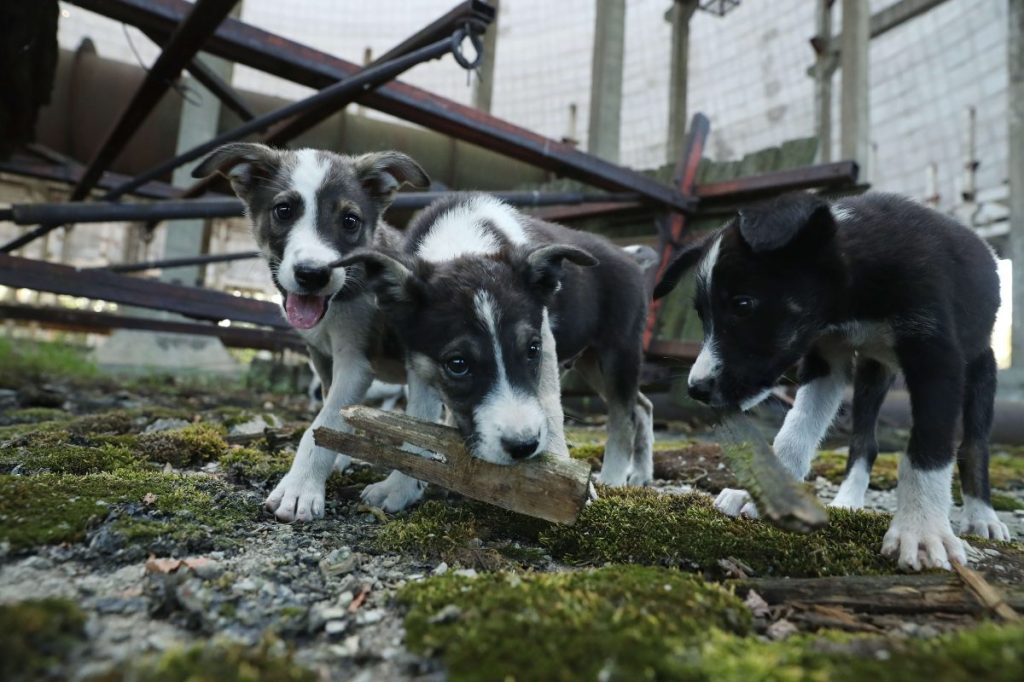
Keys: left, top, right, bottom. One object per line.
{"left": 417, "top": 196, "right": 529, "bottom": 263}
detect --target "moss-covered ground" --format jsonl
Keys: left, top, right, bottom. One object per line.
{"left": 1, "top": 340, "right": 1023, "bottom": 681}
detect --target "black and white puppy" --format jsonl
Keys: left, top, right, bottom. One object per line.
{"left": 655, "top": 191, "right": 1010, "bottom": 571}
{"left": 192, "top": 143, "right": 429, "bottom": 521}
{"left": 340, "top": 194, "right": 655, "bottom": 509}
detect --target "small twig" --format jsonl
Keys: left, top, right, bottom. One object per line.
{"left": 952, "top": 560, "right": 1021, "bottom": 622}
{"left": 348, "top": 585, "right": 371, "bottom": 613}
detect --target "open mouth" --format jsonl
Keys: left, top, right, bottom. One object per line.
{"left": 284, "top": 293, "right": 328, "bottom": 330}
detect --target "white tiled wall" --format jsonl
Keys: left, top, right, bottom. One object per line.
{"left": 56, "top": 0, "right": 1010, "bottom": 210}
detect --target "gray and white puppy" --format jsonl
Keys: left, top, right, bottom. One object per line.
{"left": 340, "top": 194, "right": 655, "bottom": 511}
{"left": 192, "top": 143, "right": 429, "bottom": 522}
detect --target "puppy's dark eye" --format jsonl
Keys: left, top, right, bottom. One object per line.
{"left": 273, "top": 203, "right": 293, "bottom": 222}
{"left": 731, "top": 295, "right": 758, "bottom": 317}
{"left": 342, "top": 213, "right": 362, "bottom": 233}
{"left": 445, "top": 356, "right": 469, "bottom": 377}
{"left": 527, "top": 340, "right": 541, "bottom": 360}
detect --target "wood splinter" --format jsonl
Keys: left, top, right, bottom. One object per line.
{"left": 313, "top": 406, "right": 593, "bottom": 525}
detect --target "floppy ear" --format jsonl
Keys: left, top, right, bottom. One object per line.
{"left": 354, "top": 151, "right": 430, "bottom": 209}
{"left": 191, "top": 142, "right": 282, "bottom": 199}
{"left": 737, "top": 193, "right": 836, "bottom": 254}
{"left": 520, "top": 244, "right": 598, "bottom": 301}
{"left": 332, "top": 248, "right": 423, "bottom": 308}
{"left": 652, "top": 239, "right": 707, "bottom": 300}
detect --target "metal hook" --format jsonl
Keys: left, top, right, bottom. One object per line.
{"left": 450, "top": 24, "right": 484, "bottom": 71}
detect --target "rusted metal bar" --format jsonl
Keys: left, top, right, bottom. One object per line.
{"left": 0, "top": 253, "right": 286, "bottom": 328}
{"left": 643, "top": 113, "right": 710, "bottom": 351}
{"left": 3, "top": 192, "right": 639, "bottom": 227}
{"left": 696, "top": 160, "right": 860, "bottom": 202}
{"left": 67, "top": 0, "right": 693, "bottom": 212}
{"left": 0, "top": 304, "right": 302, "bottom": 352}
{"left": 101, "top": 32, "right": 469, "bottom": 202}
{"left": 101, "top": 250, "right": 261, "bottom": 273}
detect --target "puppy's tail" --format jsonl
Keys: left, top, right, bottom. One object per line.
{"left": 653, "top": 240, "right": 706, "bottom": 300}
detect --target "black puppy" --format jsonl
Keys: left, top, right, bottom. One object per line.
{"left": 655, "top": 191, "right": 1009, "bottom": 570}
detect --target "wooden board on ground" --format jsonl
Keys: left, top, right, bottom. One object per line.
{"left": 313, "top": 406, "right": 592, "bottom": 525}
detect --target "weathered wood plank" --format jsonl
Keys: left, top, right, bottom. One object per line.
{"left": 313, "top": 406, "right": 592, "bottom": 525}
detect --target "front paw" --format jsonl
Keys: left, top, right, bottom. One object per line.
{"left": 265, "top": 474, "right": 326, "bottom": 523}
{"left": 594, "top": 467, "right": 630, "bottom": 487}
{"left": 360, "top": 472, "right": 425, "bottom": 513}
{"left": 882, "top": 514, "right": 966, "bottom": 571}
{"left": 625, "top": 468, "right": 652, "bottom": 487}
{"left": 714, "top": 488, "right": 759, "bottom": 519}
{"left": 960, "top": 502, "right": 1011, "bottom": 541}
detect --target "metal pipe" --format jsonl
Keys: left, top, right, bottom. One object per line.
{"left": 102, "top": 250, "right": 261, "bottom": 273}
{"left": 100, "top": 31, "right": 471, "bottom": 203}
{"left": 2, "top": 191, "right": 640, "bottom": 226}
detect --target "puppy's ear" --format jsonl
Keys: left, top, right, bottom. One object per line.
{"left": 737, "top": 192, "right": 836, "bottom": 254}
{"left": 191, "top": 142, "right": 282, "bottom": 199}
{"left": 354, "top": 152, "right": 430, "bottom": 209}
{"left": 652, "top": 239, "right": 707, "bottom": 300}
{"left": 519, "top": 244, "right": 598, "bottom": 301}
{"left": 333, "top": 248, "right": 425, "bottom": 309}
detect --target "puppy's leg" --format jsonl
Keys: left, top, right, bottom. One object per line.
{"left": 628, "top": 391, "right": 655, "bottom": 486}
{"left": 266, "top": 353, "right": 373, "bottom": 522}
{"left": 360, "top": 367, "right": 443, "bottom": 513}
{"left": 538, "top": 309, "right": 569, "bottom": 458}
{"left": 715, "top": 349, "right": 849, "bottom": 519}
{"left": 881, "top": 336, "right": 966, "bottom": 571}
{"left": 957, "top": 349, "right": 1010, "bottom": 540}
{"left": 830, "top": 358, "right": 893, "bottom": 509}
{"left": 597, "top": 347, "right": 644, "bottom": 487}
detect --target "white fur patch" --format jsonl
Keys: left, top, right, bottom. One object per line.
{"left": 470, "top": 291, "right": 547, "bottom": 464}
{"left": 831, "top": 204, "right": 855, "bottom": 222}
{"left": 697, "top": 234, "right": 723, "bottom": 288}
{"left": 688, "top": 334, "right": 722, "bottom": 387}
{"left": 740, "top": 388, "right": 772, "bottom": 411}
{"left": 417, "top": 196, "right": 528, "bottom": 263}
{"left": 881, "top": 457, "right": 965, "bottom": 571}
{"left": 714, "top": 488, "right": 759, "bottom": 519}
{"left": 960, "top": 495, "right": 1011, "bottom": 541}
{"left": 829, "top": 458, "right": 870, "bottom": 509}
{"left": 361, "top": 471, "right": 425, "bottom": 512}
{"left": 278, "top": 149, "right": 346, "bottom": 295}
{"left": 773, "top": 365, "right": 847, "bottom": 479}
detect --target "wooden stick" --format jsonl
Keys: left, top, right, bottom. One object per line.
{"left": 733, "top": 573, "right": 1024, "bottom": 615}
{"left": 952, "top": 560, "right": 1022, "bottom": 622}
{"left": 313, "top": 406, "right": 592, "bottom": 525}
{"left": 715, "top": 412, "right": 829, "bottom": 533}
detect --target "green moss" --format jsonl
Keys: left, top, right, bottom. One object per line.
{"left": 0, "top": 471, "right": 256, "bottom": 552}
{"left": 691, "top": 623, "right": 1024, "bottom": 682}
{"left": 137, "top": 423, "right": 228, "bottom": 468}
{"left": 542, "top": 487, "right": 895, "bottom": 577}
{"left": 0, "top": 337, "right": 98, "bottom": 387}
{"left": 376, "top": 501, "right": 479, "bottom": 559}
{"left": 812, "top": 451, "right": 900, "bottom": 490}
{"left": 400, "top": 565, "right": 751, "bottom": 682}
{"left": 3, "top": 407, "right": 68, "bottom": 424}
{"left": 0, "top": 598, "right": 86, "bottom": 682}
{"left": 990, "top": 493, "right": 1024, "bottom": 512}
{"left": 0, "top": 439, "right": 140, "bottom": 475}
{"left": 219, "top": 447, "right": 292, "bottom": 483}
{"left": 103, "top": 638, "right": 315, "bottom": 682}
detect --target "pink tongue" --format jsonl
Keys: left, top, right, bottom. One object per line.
{"left": 284, "top": 294, "right": 327, "bottom": 330}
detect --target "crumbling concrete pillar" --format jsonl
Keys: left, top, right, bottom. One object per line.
{"left": 587, "top": 0, "right": 626, "bottom": 162}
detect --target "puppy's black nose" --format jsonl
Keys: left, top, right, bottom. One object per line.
{"left": 294, "top": 262, "right": 330, "bottom": 291}
{"left": 502, "top": 438, "right": 539, "bottom": 460}
{"left": 688, "top": 379, "right": 714, "bottom": 404}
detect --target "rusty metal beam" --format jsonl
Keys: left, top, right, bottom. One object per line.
{"left": 67, "top": 0, "right": 693, "bottom": 212}
{"left": 0, "top": 253, "right": 286, "bottom": 328}
{"left": 0, "top": 304, "right": 302, "bottom": 352}
{"left": 696, "top": 160, "right": 860, "bottom": 203}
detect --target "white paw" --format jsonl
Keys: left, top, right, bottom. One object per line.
{"left": 265, "top": 474, "right": 326, "bottom": 522}
{"left": 625, "top": 468, "right": 652, "bottom": 487}
{"left": 827, "top": 488, "right": 865, "bottom": 510}
{"left": 714, "top": 488, "right": 759, "bottom": 519}
{"left": 333, "top": 453, "right": 352, "bottom": 472}
{"left": 594, "top": 467, "right": 630, "bottom": 487}
{"left": 960, "top": 500, "right": 1011, "bottom": 541}
{"left": 882, "top": 514, "right": 966, "bottom": 571}
{"left": 360, "top": 471, "right": 425, "bottom": 513}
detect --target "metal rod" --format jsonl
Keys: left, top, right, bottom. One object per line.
{"left": 0, "top": 303, "right": 302, "bottom": 352}
{"left": 2, "top": 192, "right": 641, "bottom": 226}
{"left": 101, "top": 32, "right": 464, "bottom": 202}
{"left": 102, "top": 250, "right": 260, "bottom": 273}
{"left": 0, "top": 253, "right": 287, "bottom": 328}
{"left": 69, "top": 0, "right": 238, "bottom": 202}
{"left": 67, "top": 0, "right": 695, "bottom": 212}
